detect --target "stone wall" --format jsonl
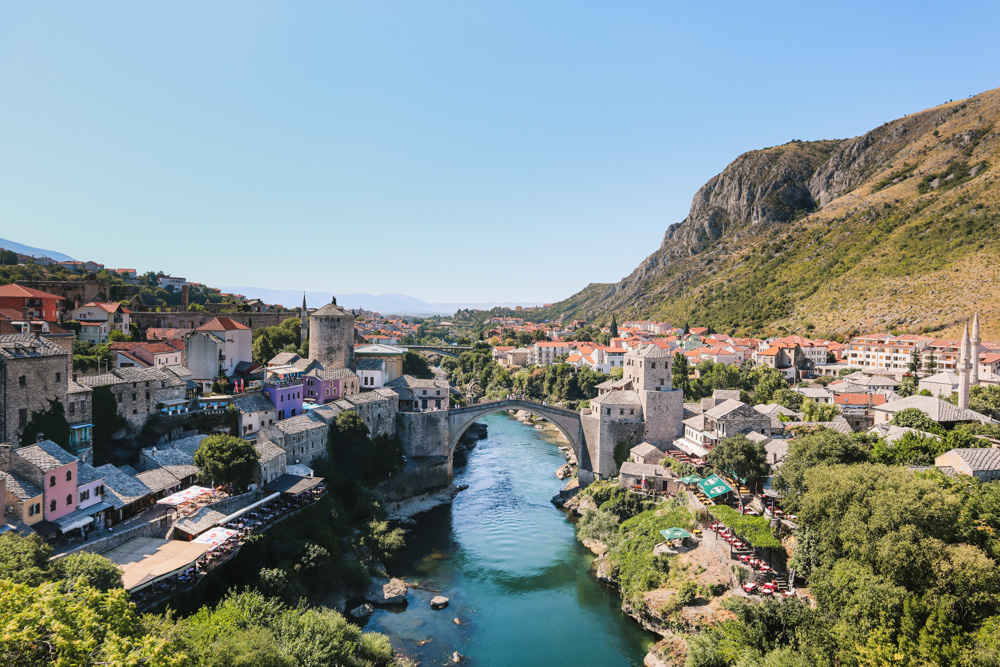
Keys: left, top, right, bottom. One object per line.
{"left": 309, "top": 310, "right": 355, "bottom": 371}
{"left": 640, "top": 388, "right": 685, "bottom": 442}
{"left": 377, "top": 456, "right": 452, "bottom": 501}
{"left": 131, "top": 311, "right": 293, "bottom": 332}
{"left": 581, "top": 412, "right": 645, "bottom": 479}
{"left": 397, "top": 411, "right": 449, "bottom": 458}
{"left": 55, "top": 512, "right": 172, "bottom": 558}
{"left": 1, "top": 352, "right": 71, "bottom": 444}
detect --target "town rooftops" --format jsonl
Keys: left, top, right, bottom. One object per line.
{"left": 630, "top": 442, "right": 664, "bottom": 459}
{"left": 76, "top": 461, "right": 105, "bottom": 485}
{"left": 873, "top": 395, "right": 990, "bottom": 423}
{"left": 271, "top": 413, "right": 327, "bottom": 435}
{"left": 592, "top": 390, "right": 642, "bottom": 406}
{"left": 15, "top": 440, "right": 78, "bottom": 471}
{"left": 97, "top": 465, "right": 153, "bottom": 507}
{"left": 77, "top": 366, "right": 187, "bottom": 388}
{"left": 629, "top": 344, "right": 672, "bottom": 359}
{"left": 0, "top": 284, "right": 65, "bottom": 300}
{"left": 306, "top": 367, "right": 359, "bottom": 380}
{"left": 0, "top": 334, "right": 69, "bottom": 359}
{"left": 268, "top": 352, "right": 301, "bottom": 367}
{"left": 233, "top": 392, "right": 277, "bottom": 414}
{"left": 254, "top": 439, "right": 286, "bottom": 464}
{"left": 944, "top": 448, "right": 1000, "bottom": 472}
{"left": 196, "top": 317, "right": 250, "bottom": 332}
{"left": 703, "top": 399, "right": 747, "bottom": 419}
{"left": 135, "top": 468, "right": 182, "bottom": 494}
{"left": 0, "top": 471, "right": 42, "bottom": 500}
{"left": 618, "top": 461, "right": 669, "bottom": 478}
{"left": 356, "top": 358, "right": 385, "bottom": 371}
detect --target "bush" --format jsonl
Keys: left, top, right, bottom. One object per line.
{"left": 707, "top": 505, "right": 781, "bottom": 549}
{"left": 677, "top": 580, "right": 699, "bottom": 606}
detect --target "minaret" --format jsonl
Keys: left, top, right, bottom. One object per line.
{"left": 957, "top": 322, "right": 971, "bottom": 410}
{"left": 300, "top": 292, "right": 309, "bottom": 346}
{"left": 971, "top": 312, "right": 981, "bottom": 386}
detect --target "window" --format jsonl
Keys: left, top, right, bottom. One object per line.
{"left": 50, "top": 475, "right": 56, "bottom": 487}
{"left": 66, "top": 470, "right": 72, "bottom": 482}
{"left": 18, "top": 375, "right": 26, "bottom": 387}
{"left": 66, "top": 494, "right": 72, "bottom": 506}
{"left": 55, "top": 372, "right": 61, "bottom": 382}
{"left": 69, "top": 402, "right": 75, "bottom": 414}
{"left": 18, "top": 409, "right": 28, "bottom": 428}
{"left": 80, "top": 489, "right": 90, "bottom": 502}
{"left": 50, "top": 500, "right": 57, "bottom": 512}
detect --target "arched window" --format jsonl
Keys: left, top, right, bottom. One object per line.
{"left": 66, "top": 494, "right": 73, "bottom": 506}
{"left": 66, "top": 470, "right": 72, "bottom": 482}
{"left": 49, "top": 476, "right": 56, "bottom": 487}
{"left": 50, "top": 500, "right": 57, "bottom": 512}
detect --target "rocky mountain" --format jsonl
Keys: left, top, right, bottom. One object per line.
{"left": 540, "top": 88, "right": 1000, "bottom": 340}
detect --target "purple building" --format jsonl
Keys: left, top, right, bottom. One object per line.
{"left": 262, "top": 365, "right": 304, "bottom": 420}
{"left": 303, "top": 368, "right": 360, "bottom": 405}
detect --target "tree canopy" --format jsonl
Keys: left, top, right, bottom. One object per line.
{"left": 193, "top": 434, "right": 259, "bottom": 491}
{"left": 706, "top": 433, "right": 770, "bottom": 508}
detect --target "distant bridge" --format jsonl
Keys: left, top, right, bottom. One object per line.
{"left": 407, "top": 344, "right": 474, "bottom": 357}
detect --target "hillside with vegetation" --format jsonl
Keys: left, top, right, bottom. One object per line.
{"left": 539, "top": 88, "right": 1000, "bottom": 341}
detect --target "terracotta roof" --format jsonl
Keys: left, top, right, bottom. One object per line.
{"left": 196, "top": 317, "right": 250, "bottom": 331}
{"left": 0, "top": 284, "right": 65, "bottom": 300}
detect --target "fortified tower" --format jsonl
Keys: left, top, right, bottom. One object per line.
{"left": 308, "top": 298, "right": 355, "bottom": 371}
{"left": 624, "top": 346, "right": 684, "bottom": 442}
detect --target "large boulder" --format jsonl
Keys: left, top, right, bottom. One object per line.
{"left": 365, "top": 577, "right": 409, "bottom": 606}
{"left": 349, "top": 604, "right": 374, "bottom": 619}
{"left": 430, "top": 595, "right": 450, "bottom": 609}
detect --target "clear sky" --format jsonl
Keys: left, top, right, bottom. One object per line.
{"left": 2, "top": 2, "right": 998, "bottom": 304}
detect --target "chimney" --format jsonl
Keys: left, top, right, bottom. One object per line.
{"left": 0, "top": 443, "right": 12, "bottom": 469}
{"left": 182, "top": 284, "right": 190, "bottom": 309}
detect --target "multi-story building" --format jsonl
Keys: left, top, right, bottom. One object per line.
{"left": 303, "top": 367, "right": 359, "bottom": 404}
{"left": 185, "top": 317, "right": 252, "bottom": 389}
{"left": 66, "top": 379, "right": 94, "bottom": 462}
{"left": 845, "top": 334, "right": 932, "bottom": 371}
{"left": 530, "top": 341, "right": 573, "bottom": 366}
{"left": 0, "top": 284, "right": 65, "bottom": 322}
{"left": 232, "top": 392, "right": 278, "bottom": 439}
{"left": 10, "top": 440, "right": 79, "bottom": 522}
{"left": 157, "top": 276, "right": 188, "bottom": 290}
{"left": 70, "top": 302, "right": 132, "bottom": 344}
{"left": 386, "top": 375, "right": 451, "bottom": 411}
{"left": 77, "top": 366, "right": 188, "bottom": 431}
{"left": 0, "top": 334, "right": 71, "bottom": 444}
{"left": 262, "top": 365, "right": 304, "bottom": 420}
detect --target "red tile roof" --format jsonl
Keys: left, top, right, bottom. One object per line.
{"left": 0, "top": 284, "right": 65, "bottom": 300}
{"left": 196, "top": 317, "right": 250, "bottom": 331}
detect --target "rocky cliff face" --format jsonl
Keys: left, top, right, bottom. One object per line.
{"left": 542, "top": 87, "right": 1000, "bottom": 338}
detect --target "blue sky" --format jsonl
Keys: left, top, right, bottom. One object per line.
{"left": 2, "top": 2, "right": 998, "bottom": 304}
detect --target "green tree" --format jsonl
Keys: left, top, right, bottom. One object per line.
{"left": 801, "top": 398, "right": 839, "bottom": 422}
{"left": 402, "top": 351, "right": 434, "bottom": 379}
{"left": 54, "top": 552, "right": 124, "bottom": 591}
{"left": 771, "top": 428, "right": 869, "bottom": 511}
{"left": 908, "top": 347, "right": 924, "bottom": 377}
{"left": 925, "top": 353, "right": 938, "bottom": 375}
{"left": 0, "top": 533, "right": 53, "bottom": 586}
{"left": 19, "top": 399, "right": 71, "bottom": 449}
{"left": 969, "top": 384, "right": 1000, "bottom": 420}
{"left": 673, "top": 352, "right": 691, "bottom": 398}
{"left": 898, "top": 376, "right": 918, "bottom": 397}
{"left": 194, "top": 434, "right": 260, "bottom": 491}
{"left": 706, "top": 433, "right": 770, "bottom": 509}
{"left": 773, "top": 387, "right": 804, "bottom": 411}
{"left": 890, "top": 407, "right": 943, "bottom": 434}
{"left": 750, "top": 366, "right": 787, "bottom": 404}
{"left": 609, "top": 314, "right": 619, "bottom": 338}
{"left": 108, "top": 329, "right": 132, "bottom": 343}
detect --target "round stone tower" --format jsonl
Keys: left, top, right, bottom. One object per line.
{"left": 308, "top": 297, "right": 355, "bottom": 370}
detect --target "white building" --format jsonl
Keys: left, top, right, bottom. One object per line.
{"left": 70, "top": 302, "right": 132, "bottom": 344}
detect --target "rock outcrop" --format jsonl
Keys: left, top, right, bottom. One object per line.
{"left": 365, "top": 577, "right": 409, "bottom": 606}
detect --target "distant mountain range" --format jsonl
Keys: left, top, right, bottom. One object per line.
{"left": 0, "top": 238, "right": 75, "bottom": 262}
{"left": 217, "top": 286, "right": 541, "bottom": 316}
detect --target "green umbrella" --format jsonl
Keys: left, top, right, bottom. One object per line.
{"left": 679, "top": 475, "right": 703, "bottom": 484}
{"left": 697, "top": 474, "right": 734, "bottom": 499}
{"left": 659, "top": 527, "right": 693, "bottom": 541}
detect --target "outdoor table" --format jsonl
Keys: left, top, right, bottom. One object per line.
{"left": 783, "top": 590, "right": 795, "bottom": 598}
{"left": 761, "top": 564, "right": 772, "bottom": 572}
{"left": 743, "top": 582, "right": 758, "bottom": 593}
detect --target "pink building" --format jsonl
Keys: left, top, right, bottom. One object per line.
{"left": 13, "top": 440, "right": 79, "bottom": 521}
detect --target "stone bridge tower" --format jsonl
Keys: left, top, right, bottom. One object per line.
{"left": 308, "top": 298, "right": 355, "bottom": 370}
{"left": 625, "top": 345, "right": 684, "bottom": 442}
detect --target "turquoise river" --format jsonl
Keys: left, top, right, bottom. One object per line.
{"left": 365, "top": 412, "right": 654, "bottom": 665}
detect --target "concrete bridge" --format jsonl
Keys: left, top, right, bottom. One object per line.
{"left": 448, "top": 398, "right": 589, "bottom": 470}
{"left": 406, "top": 344, "right": 474, "bottom": 358}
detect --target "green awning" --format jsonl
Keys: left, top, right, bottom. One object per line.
{"left": 659, "top": 528, "right": 693, "bottom": 541}
{"left": 679, "top": 475, "right": 703, "bottom": 484}
{"left": 698, "top": 474, "right": 734, "bottom": 498}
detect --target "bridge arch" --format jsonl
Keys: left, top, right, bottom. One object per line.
{"left": 446, "top": 399, "right": 590, "bottom": 472}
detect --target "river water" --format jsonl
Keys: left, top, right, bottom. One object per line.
{"left": 366, "top": 412, "right": 653, "bottom": 666}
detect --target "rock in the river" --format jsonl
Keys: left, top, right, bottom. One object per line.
{"left": 555, "top": 464, "right": 573, "bottom": 480}
{"left": 349, "top": 604, "right": 374, "bottom": 619}
{"left": 452, "top": 651, "right": 464, "bottom": 663}
{"left": 431, "top": 595, "right": 450, "bottom": 609}
{"left": 365, "top": 577, "right": 409, "bottom": 605}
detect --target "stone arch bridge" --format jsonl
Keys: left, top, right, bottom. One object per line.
{"left": 447, "top": 399, "right": 591, "bottom": 472}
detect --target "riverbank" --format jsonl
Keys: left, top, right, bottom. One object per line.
{"left": 364, "top": 412, "right": 653, "bottom": 665}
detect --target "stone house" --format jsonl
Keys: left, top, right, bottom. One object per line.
{"left": 253, "top": 438, "right": 287, "bottom": 487}
{"left": 386, "top": 375, "right": 450, "bottom": 412}
{"left": 265, "top": 413, "right": 329, "bottom": 466}
{"left": 918, "top": 372, "right": 960, "bottom": 398}
{"left": 1, "top": 469, "right": 44, "bottom": 526}
{"left": 0, "top": 334, "right": 71, "bottom": 444}
{"left": 329, "top": 388, "right": 399, "bottom": 439}
{"left": 95, "top": 464, "right": 153, "bottom": 524}
{"left": 356, "top": 358, "right": 387, "bottom": 390}
{"left": 871, "top": 395, "right": 990, "bottom": 426}
{"left": 308, "top": 301, "right": 355, "bottom": 371}
{"left": 618, "top": 461, "right": 672, "bottom": 493}
{"left": 935, "top": 448, "right": 1000, "bottom": 482}
{"left": 232, "top": 392, "right": 278, "bottom": 439}
{"left": 78, "top": 366, "right": 188, "bottom": 432}
{"left": 629, "top": 442, "right": 665, "bottom": 465}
